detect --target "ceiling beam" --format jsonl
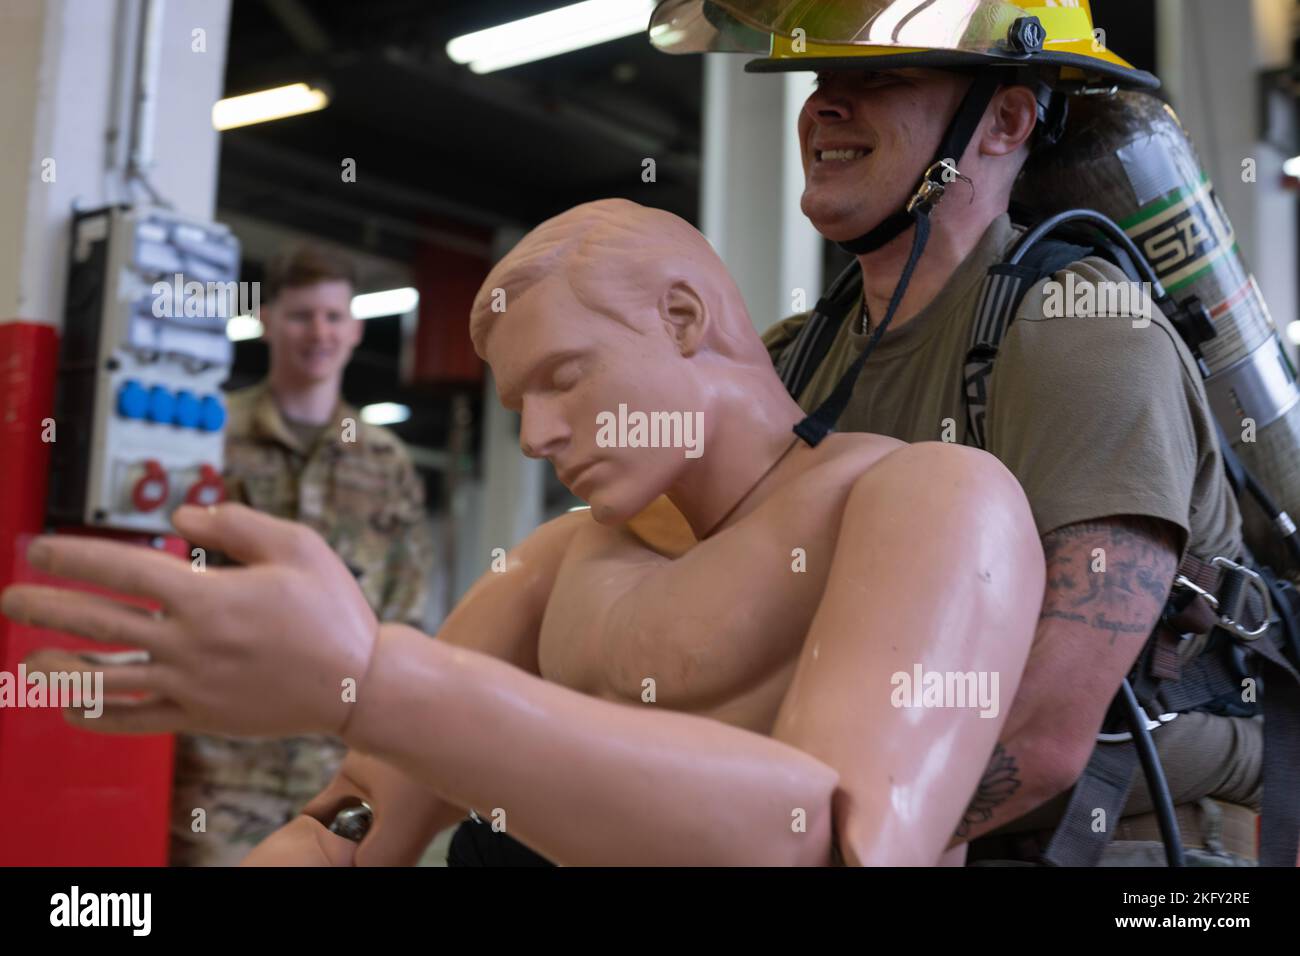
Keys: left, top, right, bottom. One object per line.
{"left": 261, "top": 0, "right": 332, "bottom": 54}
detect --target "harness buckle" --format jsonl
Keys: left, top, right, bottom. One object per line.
{"left": 1209, "top": 556, "right": 1272, "bottom": 641}
{"left": 1173, "top": 572, "right": 1218, "bottom": 610}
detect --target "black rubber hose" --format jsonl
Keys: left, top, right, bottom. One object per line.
{"left": 1009, "top": 208, "right": 1168, "bottom": 298}
{"left": 1243, "top": 469, "right": 1300, "bottom": 567}
{"left": 1120, "top": 678, "right": 1185, "bottom": 866}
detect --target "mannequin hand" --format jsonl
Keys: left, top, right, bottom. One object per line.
{"left": 0, "top": 503, "right": 379, "bottom": 737}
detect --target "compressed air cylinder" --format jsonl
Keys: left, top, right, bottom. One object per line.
{"left": 1014, "top": 91, "right": 1300, "bottom": 574}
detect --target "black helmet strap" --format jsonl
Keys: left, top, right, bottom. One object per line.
{"left": 792, "top": 71, "right": 1003, "bottom": 447}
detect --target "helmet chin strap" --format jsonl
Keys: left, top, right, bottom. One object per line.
{"left": 793, "top": 71, "right": 1004, "bottom": 447}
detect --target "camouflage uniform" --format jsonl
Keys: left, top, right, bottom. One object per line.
{"left": 170, "top": 380, "right": 434, "bottom": 866}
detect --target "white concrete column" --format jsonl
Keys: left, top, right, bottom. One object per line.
{"left": 701, "top": 55, "right": 824, "bottom": 332}
{"left": 476, "top": 368, "right": 545, "bottom": 549}
{"left": 473, "top": 226, "right": 545, "bottom": 580}
{"left": 1157, "top": 0, "right": 1298, "bottom": 358}
{"left": 0, "top": 0, "right": 231, "bottom": 327}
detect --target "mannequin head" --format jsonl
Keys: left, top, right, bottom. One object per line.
{"left": 471, "top": 199, "right": 776, "bottom": 525}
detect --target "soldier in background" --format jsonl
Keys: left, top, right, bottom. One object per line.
{"left": 169, "top": 243, "right": 434, "bottom": 866}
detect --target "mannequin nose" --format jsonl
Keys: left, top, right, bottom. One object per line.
{"left": 519, "top": 399, "right": 569, "bottom": 459}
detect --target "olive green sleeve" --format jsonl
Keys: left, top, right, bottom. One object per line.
{"left": 984, "top": 258, "right": 1204, "bottom": 546}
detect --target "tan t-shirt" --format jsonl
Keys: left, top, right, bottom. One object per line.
{"left": 763, "top": 213, "right": 1241, "bottom": 561}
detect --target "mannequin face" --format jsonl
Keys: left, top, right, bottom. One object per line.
{"left": 481, "top": 274, "right": 700, "bottom": 525}
{"left": 797, "top": 68, "right": 968, "bottom": 243}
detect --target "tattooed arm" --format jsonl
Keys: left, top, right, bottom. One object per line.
{"left": 949, "top": 515, "right": 1181, "bottom": 845}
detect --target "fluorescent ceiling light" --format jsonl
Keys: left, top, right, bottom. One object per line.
{"left": 447, "top": 0, "right": 654, "bottom": 74}
{"left": 351, "top": 287, "right": 419, "bottom": 319}
{"left": 361, "top": 402, "right": 411, "bottom": 426}
{"left": 213, "top": 82, "right": 329, "bottom": 131}
{"left": 1285, "top": 156, "right": 1300, "bottom": 178}
{"left": 226, "top": 314, "right": 263, "bottom": 342}
{"left": 1287, "top": 321, "right": 1300, "bottom": 346}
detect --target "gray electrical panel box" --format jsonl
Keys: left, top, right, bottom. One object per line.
{"left": 49, "top": 205, "right": 241, "bottom": 533}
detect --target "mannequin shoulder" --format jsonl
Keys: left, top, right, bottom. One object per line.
{"left": 844, "top": 440, "right": 1033, "bottom": 521}
{"left": 831, "top": 441, "right": 1044, "bottom": 591}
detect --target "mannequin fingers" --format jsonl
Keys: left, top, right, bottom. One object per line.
{"left": 2, "top": 586, "right": 171, "bottom": 654}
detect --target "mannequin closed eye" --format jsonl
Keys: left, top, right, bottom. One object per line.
{"left": 498, "top": 350, "right": 589, "bottom": 409}
{"left": 550, "top": 359, "right": 584, "bottom": 390}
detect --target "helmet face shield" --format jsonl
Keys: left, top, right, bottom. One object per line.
{"left": 649, "top": 0, "right": 772, "bottom": 54}
{"left": 649, "top": 0, "right": 1157, "bottom": 90}
{"left": 652, "top": 0, "right": 1083, "bottom": 54}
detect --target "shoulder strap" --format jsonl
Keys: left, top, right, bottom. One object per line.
{"left": 777, "top": 261, "right": 862, "bottom": 402}
{"left": 962, "top": 237, "right": 1094, "bottom": 449}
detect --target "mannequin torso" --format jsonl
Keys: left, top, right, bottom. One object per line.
{"left": 540, "top": 432, "right": 899, "bottom": 732}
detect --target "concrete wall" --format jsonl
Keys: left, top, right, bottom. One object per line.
{"left": 0, "top": 0, "right": 232, "bottom": 326}
{"left": 700, "top": 56, "right": 824, "bottom": 332}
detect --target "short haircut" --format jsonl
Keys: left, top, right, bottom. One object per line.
{"left": 263, "top": 243, "right": 357, "bottom": 303}
{"left": 470, "top": 199, "right": 759, "bottom": 363}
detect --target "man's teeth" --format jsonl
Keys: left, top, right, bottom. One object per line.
{"left": 818, "top": 148, "right": 869, "bottom": 161}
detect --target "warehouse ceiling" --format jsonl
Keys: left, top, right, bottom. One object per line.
{"left": 219, "top": 0, "right": 702, "bottom": 260}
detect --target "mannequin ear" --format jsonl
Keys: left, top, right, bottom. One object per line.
{"left": 659, "top": 281, "right": 709, "bottom": 356}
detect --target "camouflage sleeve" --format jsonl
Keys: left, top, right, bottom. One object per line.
{"left": 378, "top": 451, "right": 435, "bottom": 628}
{"left": 761, "top": 312, "right": 812, "bottom": 368}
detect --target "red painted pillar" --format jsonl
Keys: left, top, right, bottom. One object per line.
{"left": 407, "top": 233, "right": 492, "bottom": 387}
{"left": 0, "top": 321, "right": 176, "bottom": 865}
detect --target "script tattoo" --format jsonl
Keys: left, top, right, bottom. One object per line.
{"left": 1038, "top": 516, "right": 1179, "bottom": 645}
{"left": 955, "top": 743, "right": 1021, "bottom": 839}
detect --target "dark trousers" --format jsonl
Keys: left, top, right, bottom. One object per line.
{"left": 446, "top": 816, "right": 555, "bottom": 867}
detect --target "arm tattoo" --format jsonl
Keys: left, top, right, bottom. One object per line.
{"left": 1038, "top": 516, "right": 1180, "bottom": 645}
{"left": 955, "top": 743, "right": 1021, "bottom": 839}
{"left": 954, "top": 517, "right": 1179, "bottom": 842}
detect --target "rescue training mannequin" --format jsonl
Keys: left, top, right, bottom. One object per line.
{"left": 3, "top": 198, "right": 1045, "bottom": 865}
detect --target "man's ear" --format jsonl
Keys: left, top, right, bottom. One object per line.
{"left": 258, "top": 303, "right": 272, "bottom": 342}
{"left": 982, "top": 85, "right": 1038, "bottom": 157}
{"left": 659, "top": 281, "right": 709, "bottom": 356}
